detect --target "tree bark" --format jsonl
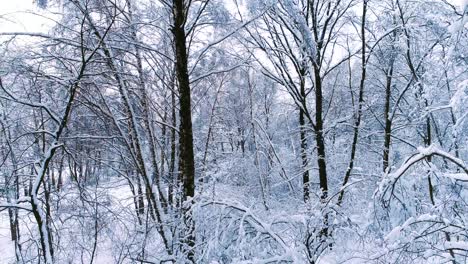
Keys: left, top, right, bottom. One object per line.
{"left": 299, "top": 81, "right": 310, "bottom": 202}
{"left": 338, "top": 0, "right": 367, "bottom": 205}
{"left": 313, "top": 67, "right": 328, "bottom": 203}
{"left": 172, "top": 0, "right": 196, "bottom": 261}
{"left": 382, "top": 64, "right": 394, "bottom": 173}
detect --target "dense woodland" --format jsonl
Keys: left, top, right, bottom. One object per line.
{"left": 0, "top": 0, "right": 467, "bottom": 263}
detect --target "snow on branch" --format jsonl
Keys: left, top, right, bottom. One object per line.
{"left": 200, "top": 199, "right": 305, "bottom": 262}
{"left": 378, "top": 144, "right": 468, "bottom": 200}
{"left": 0, "top": 203, "right": 32, "bottom": 212}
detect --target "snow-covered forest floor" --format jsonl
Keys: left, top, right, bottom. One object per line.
{"left": 2, "top": 161, "right": 467, "bottom": 263}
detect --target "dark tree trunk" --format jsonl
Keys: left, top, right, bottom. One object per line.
{"left": 314, "top": 67, "right": 329, "bottom": 241}
{"left": 338, "top": 0, "right": 367, "bottom": 205}
{"left": 383, "top": 64, "right": 394, "bottom": 173}
{"left": 300, "top": 109, "right": 310, "bottom": 202}
{"left": 299, "top": 76, "right": 310, "bottom": 202}
{"left": 172, "top": 0, "right": 196, "bottom": 261}
{"left": 168, "top": 83, "right": 177, "bottom": 207}
{"left": 313, "top": 67, "right": 328, "bottom": 203}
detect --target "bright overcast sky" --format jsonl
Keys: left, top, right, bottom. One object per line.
{"left": 0, "top": 0, "right": 53, "bottom": 32}
{"left": 0, "top": 0, "right": 466, "bottom": 33}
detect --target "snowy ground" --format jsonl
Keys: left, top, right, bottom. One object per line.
{"left": 0, "top": 212, "right": 15, "bottom": 263}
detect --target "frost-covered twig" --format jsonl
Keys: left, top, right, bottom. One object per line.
{"left": 379, "top": 144, "right": 468, "bottom": 196}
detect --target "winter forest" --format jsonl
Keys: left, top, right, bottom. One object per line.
{"left": 0, "top": 0, "right": 467, "bottom": 263}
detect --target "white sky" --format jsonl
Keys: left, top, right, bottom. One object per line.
{"left": 0, "top": 0, "right": 53, "bottom": 32}
{"left": 0, "top": 0, "right": 466, "bottom": 34}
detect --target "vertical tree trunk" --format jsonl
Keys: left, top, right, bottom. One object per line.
{"left": 313, "top": 66, "right": 329, "bottom": 240}
{"left": 14, "top": 172, "right": 21, "bottom": 262}
{"left": 172, "top": 0, "right": 196, "bottom": 261}
{"left": 299, "top": 109, "right": 310, "bottom": 202}
{"left": 249, "top": 75, "right": 269, "bottom": 210}
{"left": 57, "top": 155, "right": 64, "bottom": 191}
{"left": 313, "top": 67, "right": 328, "bottom": 203}
{"left": 168, "top": 80, "right": 177, "bottom": 207}
{"left": 382, "top": 64, "right": 394, "bottom": 173}
{"left": 382, "top": 16, "right": 398, "bottom": 174}
{"left": 299, "top": 77, "right": 310, "bottom": 202}
{"left": 338, "top": 0, "right": 367, "bottom": 205}
{"left": 396, "top": 1, "right": 456, "bottom": 258}
{"left": 3, "top": 128, "right": 20, "bottom": 245}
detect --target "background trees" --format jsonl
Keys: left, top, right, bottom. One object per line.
{"left": 0, "top": 0, "right": 467, "bottom": 263}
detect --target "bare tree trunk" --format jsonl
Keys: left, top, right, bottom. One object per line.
{"left": 313, "top": 67, "right": 328, "bottom": 203}
{"left": 250, "top": 89, "right": 269, "bottom": 210}
{"left": 57, "top": 155, "right": 64, "bottom": 191}
{"left": 299, "top": 106, "right": 310, "bottom": 202}
{"left": 382, "top": 63, "right": 394, "bottom": 173}
{"left": 201, "top": 80, "right": 223, "bottom": 191}
{"left": 168, "top": 80, "right": 177, "bottom": 207}
{"left": 338, "top": 0, "right": 367, "bottom": 205}
{"left": 1, "top": 126, "right": 20, "bottom": 247}
{"left": 396, "top": 1, "right": 455, "bottom": 260}
{"left": 126, "top": 0, "right": 168, "bottom": 213}
{"left": 313, "top": 66, "right": 329, "bottom": 240}
{"left": 172, "top": 0, "right": 196, "bottom": 261}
